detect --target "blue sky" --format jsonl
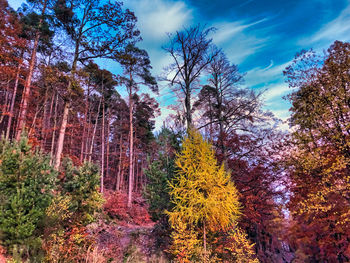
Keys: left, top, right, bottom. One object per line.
{"left": 8, "top": 0, "right": 350, "bottom": 129}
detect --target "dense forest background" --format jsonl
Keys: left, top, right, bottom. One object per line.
{"left": 0, "top": 0, "right": 349, "bottom": 262}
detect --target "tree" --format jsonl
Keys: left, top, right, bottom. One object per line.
{"left": 144, "top": 127, "right": 181, "bottom": 221}
{"left": 15, "top": 0, "right": 55, "bottom": 140}
{"left": 0, "top": 0, "right": 27, "bottom": 139}
{"left": 163, "top": 25, "right": 218, "bottom": 128}
{"left": 53, "top": 0, "right": 140, "bottom": 169}
{"left": 167, "top": 129, "right": 257, "bottom": 262}
{"left": 284, "top": 41, "right": 350, "bottom": 262}
{"left": 118, "top": 44, "right": 158, "bottom": 207}
{"left": 0, "top": 136, "right": 56, "bottom": 258}
{"left": 194, "top": 50, "right": 257, "bottom": 154}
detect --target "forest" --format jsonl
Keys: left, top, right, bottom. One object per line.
{"left": 0, "top": 0, "right": 349, "bottom": 262}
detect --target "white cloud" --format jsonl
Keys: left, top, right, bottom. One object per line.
{"left": 262, "top": 83, "right": 290, "bottom": 101}
{"left": 245, "top": 60, "right": 291, "bottom": 87}
{"left": 210, "top": 18, "right": 272, "bottom": 64}
{"left": 303, "top": 1, "right": 350, "bottom": 45}
{"left": 126, "top": 0, "right": 192, "bottom": 42}
{"left": 212, "top": 18, "right": 267, "bottom": 44}
{"left": 125, "top": 0, "right": 193, "bottom": 74}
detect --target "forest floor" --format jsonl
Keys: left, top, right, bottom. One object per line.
{"left": 90, "top": 191, "right": 170, "bottom": 262}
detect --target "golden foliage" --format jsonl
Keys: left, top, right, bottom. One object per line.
{"left": 168, "top": 129, "right": 241, "bottom": 231}
{"left": 167, "top": 129, "right": 258, "bottom": 262}
{"left": 223, "top": 227, "right": 259, "bottom": 263}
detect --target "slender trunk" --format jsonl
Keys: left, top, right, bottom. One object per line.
{"left": 101, "top": 96, "right": 105, "bottom": 193}
{"left": 28, "top": 104, "right": 42, "bottom": 137}
{"left": 216, "top": 87, "right": 225, "bottom": 156}
{"left": 185, "top": 88, "right": 192, "bottom": 129}
{"left": 50, "top": 92, "right": 58, "bottom": 164}
{"left": 88, "top": 96, "right": 102, "bottom": 163}
{"left": 1, "top": 81, "right": 10, "bottom": 125}
{"left": 80, "top": 84, "right": 90, "bottom": 162}
{"left": 6, "top": 62, "right": 21, "bottom": 139}
{"left": 54, "top": 19, "right": 82, "bottom": 168}
{"left": 116, "top": 134, "right": 123, "bottom": 191}
{"left": 127, "top": 83, "right": 134, "bottom": 208}
{"left": 44, "top": 91, "right": 55, "bottom": 148}
{"left": 85, "top": 99, "right": 93, "bottom": 162}
{"left": 54, "top": 100, "right": 69, "bottom": 170}
{"left": 203, "top": 221, "right": 207, "bottom": 254}
{"left": 41, "top": 87, "right": 49, "bottom": 148}
{"left": 16, "top": 1, "right": 47, "bottom": 140}
{"left": 106, "top": 109, "right": 110, "bottom": 180}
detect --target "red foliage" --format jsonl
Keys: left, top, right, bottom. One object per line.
{"left": 103, "top": 191, "right": 153, "bottom": 226}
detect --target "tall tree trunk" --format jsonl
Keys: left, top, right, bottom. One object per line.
{"left": 85, "top": 99, "right": 93, "bottom": 162}
{"left": 116, "top": 134, "right": 123, "bottom": 191}
{"left": 101, "top": 95, "right": 105, "bottom": 193}
{"left": 54, "top": 23, "right": 82, "bottom": 169}
{"left": 50, "top": 92, "right": 58, "bottom": 164}
{"left": 185, "top": 88, "right": 192, "bottom": 129}
{"left": 44, "top": 91, "right": 55, "bottom": 148}
{"left": 28, "top": 104, "right": 42, "bottom": 137}
{"left": 88, "top": 96, "right": 102, "bottom": 163}
{"left": 80, "top": 84, "right": 90, "bottom": 162}
{"left": 1, "top": 81, "right": 10, "bottom": 125}
{"left": 128, "top": 83, "right": 134, "bottom": 207}
{"left": 41, "top": 86, "right": 49, "bottom": 148}
{"left": 16, "top": 1, "right": 47, "bottom": 140}
{"left": 54, "top": 100, "right": 69, "bottom": 170}
{"left": 106, "top": 109, "right": 110, "bottom": 180}
{"left": 6, "top": 62, "right": 21, "bottom": 139}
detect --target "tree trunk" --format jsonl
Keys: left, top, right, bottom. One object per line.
{"left": 127, "top": 83, "right": 134, "bottom": 208}
{"left": 6, "top": 62, "right": 21, "bottom": 139}
{"left": 116, "top": 134, "right": 123, "bottom": 191}
{"left": 101, "top": 95, "right": 105, "bottom": 193}
{"left": 106, "top": 109, "right": 110, "bottom": 180}
{"left": 50, "top": 92, "right": 58, "bottom": 164}
{"left": 1, "top": 81, "right": 11, "bottom": 125}
{"left": 16, "top": 1, "right": 47, "bottom": 140}
{"left": 41, "top": 86, "right": 49, "bottom": 148}
{"left": 88, "top": 96, "right": 102, "bottom": 163}
{"left": 28, "top": 104, "right": 42, "bottom": 137}
{"left": 54, "top": 21, "right": 82, "bottom": 168}
{"left": 203, "top": 221, "right": 207, "bottom": 254}
{"left": 80, "top": 84, "right": 90, "bottom": 162}
{"left": 54, "top": 100, "right": 70, "bottom": 170}
{"left": 185, "top": 88, "right": 192, "bottom": 129}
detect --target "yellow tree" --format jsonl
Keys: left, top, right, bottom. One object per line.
{"left": 167, "top": 129, "right": 258, "bottom": 262}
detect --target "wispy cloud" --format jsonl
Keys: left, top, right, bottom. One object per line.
{"left": 245, "top": 60, "right": 291, "bottom": 87}
{"left": 303, "top": 1, "right": 350, "bottom": 45}
{"left": 210, "top": 18, "right": 272, "bottom": 64}
{"left": 262, "top": 83, "right": 290, "bottom": 102}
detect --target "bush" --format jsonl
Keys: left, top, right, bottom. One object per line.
{"left": 43, "top": 159, "right": 104, "bottom": 262}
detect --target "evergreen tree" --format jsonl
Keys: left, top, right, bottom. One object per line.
{"left": 144, "top": 127, "right": 181, "bottom": 221}
{"left": 0, "top": 136, "right": 56, "bottom": 257}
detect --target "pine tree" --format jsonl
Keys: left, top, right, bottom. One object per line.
{"left": 0, "top": 136, "right": 56, "bottom": 257}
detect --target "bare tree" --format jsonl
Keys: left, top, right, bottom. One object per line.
{"left": 163, "top": 25, "right": 218, "bottom": 129}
